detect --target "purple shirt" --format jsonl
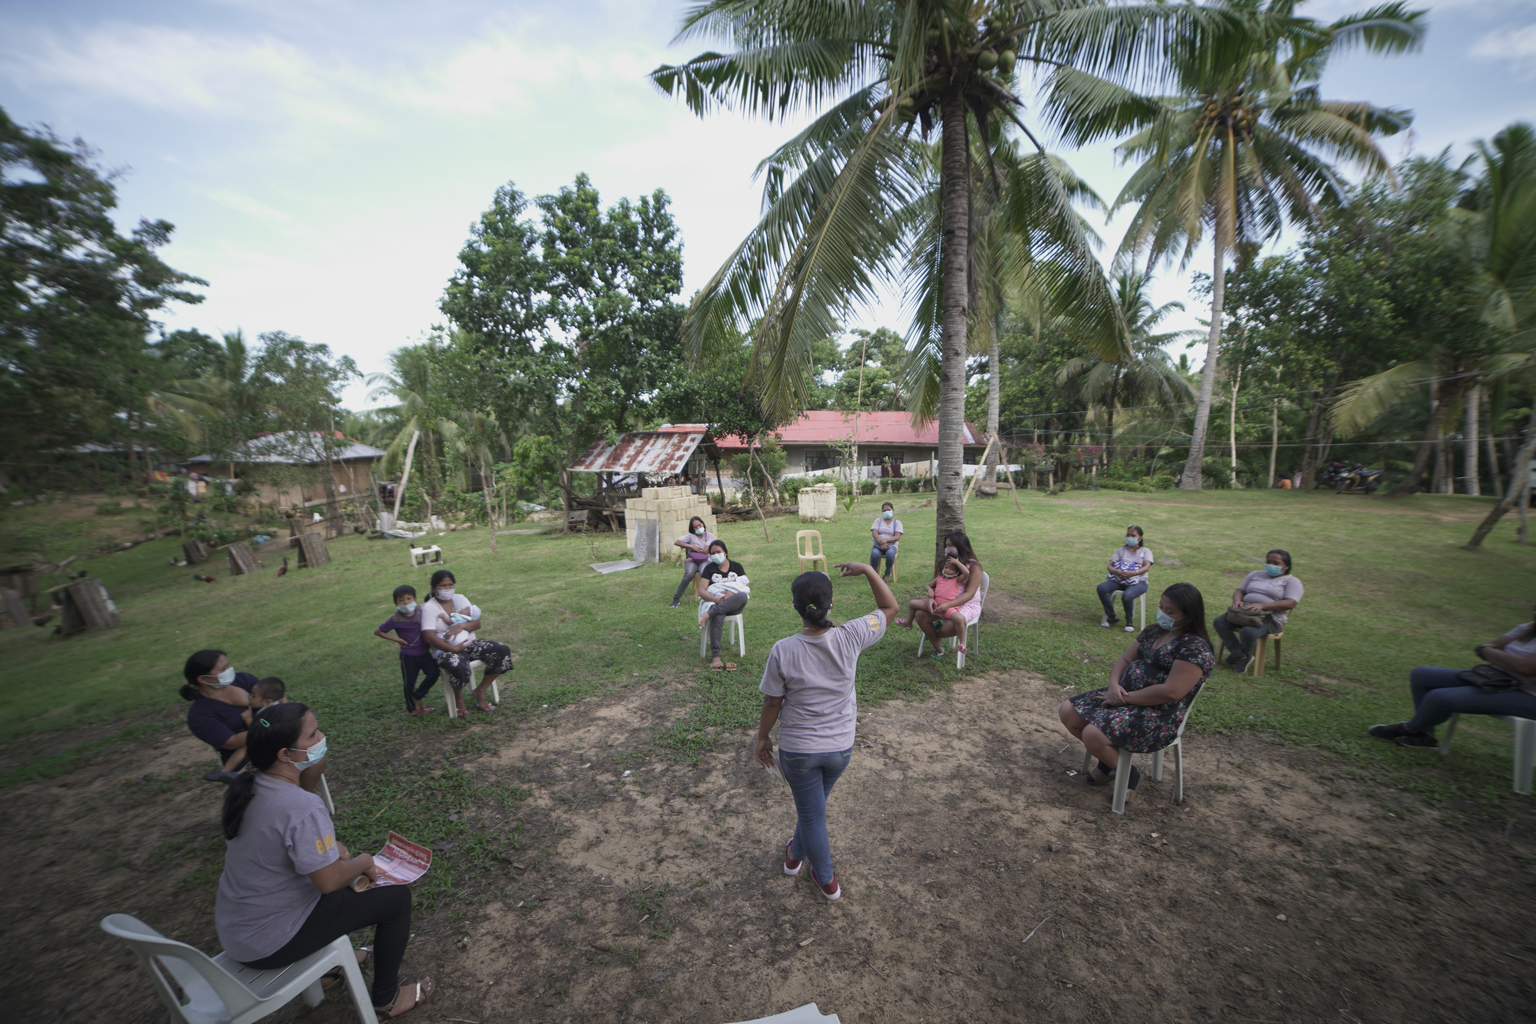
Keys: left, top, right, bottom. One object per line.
{"left": 187, "top": 672, "right": 258, "bottom": 759}
{"left": 379, "top": 611, "right": 428, "bottom": 656}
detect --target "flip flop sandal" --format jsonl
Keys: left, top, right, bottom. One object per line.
{"left": 955, "top": 643, "right": 968, "bottom": 655}
{"left": 894, "top": 617, "right": 909, "bottom": 628}
{"left": 375, "top": 977, "right": 434, "bottom": 1021}
{"left": 710, "top": 662, "right": 739, "bottom": 671}
{"left": 476, "top": 701, "right": 497, "bottom": 712}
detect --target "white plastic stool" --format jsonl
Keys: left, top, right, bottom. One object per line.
{"left": 445, "top": 658, "right": 502, "bottom": 719}
{"left": 1441, "top": 713, "right": 1536, "bottom": 795}
{"left": 410, "top": 545, "right": 443, "bottom": 568}
{"left": 701, "top": 614, "right": 746, "bottom": 658}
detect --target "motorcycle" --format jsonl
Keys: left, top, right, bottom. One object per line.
{"left": 1318, "top": 460, "right": 1382, "bottom": 494}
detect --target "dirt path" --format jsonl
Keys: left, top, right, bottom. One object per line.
{"left": 4, "top": 673, "right": 1534, "bottom": 1023}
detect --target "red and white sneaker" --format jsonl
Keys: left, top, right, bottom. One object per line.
{"left": 783, "top": 839, "right": 802, "bottom": 876}
{"left": 809, "top": 864, "right": 841, "bottom": 901}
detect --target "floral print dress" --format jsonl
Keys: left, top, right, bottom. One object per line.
{"left": 1069, "top": 626, "right": 1215, "bottom": 752}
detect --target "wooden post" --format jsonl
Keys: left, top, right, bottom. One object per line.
{"left": 392, "top": 430, "right": 420, "bottom": 522}
{"left": 226, "top": 541, "right": 259, "bottom": 575}
{"left": 183, "top": 539, "right": 209, "bottom": 565}
{"left": 0, "top": 588, "right": 30, "bottom": 629}
{"left": 964, "top": 434, "right": 999, "bottom": 505}
{"left": 296, "top": 533, "right": 331, "bottom": 568}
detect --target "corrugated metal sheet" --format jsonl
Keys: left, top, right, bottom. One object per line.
{"left": 678, "top": 412, "right": 983, "bottom": 451}
{"left": 571, "top": 431, "right": 704, "bottom": 474}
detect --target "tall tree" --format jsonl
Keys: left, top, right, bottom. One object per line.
{"left": 1061, "top": 0, "right": 1424, "bottom": 488}
{"left": 650, "top": 1, "right": 1216, "bottom": 556}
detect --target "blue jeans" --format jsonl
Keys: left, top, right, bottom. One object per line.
{"left": 1213, "top": 612, "right": 1282, "bottom": 658}
{"left": 870, "top": 543, "right": 897, "bottom": 575}
{"left": 1096, "top": 579, "right": 1147, "bottom": 622}
{"left": 1405, "top": 666, "right": 1536, "bottom": 734}
{"left": 781, "top": 747, "right": 852, "bottom": 884}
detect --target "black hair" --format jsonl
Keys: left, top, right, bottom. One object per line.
{"left": 1160, "top": 582, "right": 1210, "bottom": 645}
{"left": 429, "top": 569, "right": 456, "bottom": 590}
{"left": 688, "top": 516, "right": 707, "bottom": 533}
{"left": 180, "top": 649, "right": 225, "bottom": 701}
{"left": 881, "top": 501, "right": 894, "bottom": 511}
{"left": 708, "top": 538, "right": 729, "bottom": 556}
{"left": 392, "top": 584, "right": 417, "bottom": 602}
{"left": 942, "top": 531, "right": 977, "bottom": 567}
{"left": 792, "top": 571, "right": 834, "bottom": 630}
{"left": 1266, "top": 548, "right": 1292, "bottom": 573}
{"left": 252, "top": 677, "right": 285, "bottom": 700}
{"left": 222, "top": 702, "right": 312, "bottom": 839}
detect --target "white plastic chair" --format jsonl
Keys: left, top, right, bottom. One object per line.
{"left": 1081, "top": 672, "right": 1214, "bottom": 815}
{"left": 917, "top": 572, "right": 989, "bottom": 669}
{"left": 100, "top": 913, "right": 373, "bottom": 1024}
{"left": 209, "top": 755, "right": 334, "bottom": 816}
{"left": 1440, "top": 713, "right": 1536, "bottom": 795}
{"left": 444, "top": 658, "right": 502, "bottom": 720}
{"left": 409, "top": 545, "right": 443, "bottom": 568}
{"left": 724, "top": 1004, "right": 841, "bottom": 1024}
{"left": 700, "top": 612, "right": 746, "bottom": 658}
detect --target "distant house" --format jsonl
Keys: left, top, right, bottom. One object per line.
{"left": 662, "top": 411, "right": 987, "bottom": 479}
{"left": 183, "top": 431, "right": 386, "bottom": 506}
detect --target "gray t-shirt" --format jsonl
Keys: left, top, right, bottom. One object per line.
{"left": 1236, "top": 570, "right": 1305, "bottom": 628}
{"left": 215, "top": 774, "right": 338, "bottom": 962}
{"left": 760, "top": 610, "right": 887, "bottom": 753}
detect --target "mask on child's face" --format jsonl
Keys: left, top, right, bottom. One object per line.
{"left": 449, "top": 612, "right": 472, "bottom": 625}
{"left": 436, "top": 587, "right": 455, "bottom": 600}
{"left": 710, "top": 552, "right": 726, "bottom": 565}
{"left": 397, "top": 601, "right": 417, "bottom": 615}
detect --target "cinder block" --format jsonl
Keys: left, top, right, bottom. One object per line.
{"left": 641, "top": 488, "right": 659, "bottom": 499}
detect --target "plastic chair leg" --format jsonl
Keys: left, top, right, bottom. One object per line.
{"left": 736, "top": 617, "right": 745, "bottom": 657}
{"left": 1512, "top": 718, "right": 1535, "bottom": 796}
{"left": 1151, "top": 749, "right": 1164, "bottom": 782}
{"left": 1273, "top": 638, "right": 1282, "bottom": 672}
{"left": 318, "top": 774, "right": 335, "bottom": 816}
{"left": 1440, "top": 713, "right": 1460, "bottom": 755}
{"left": 1172, "top": 741, "right": 1185, "bottom": 804}
{"left": 1081, "top": 749, "right": 1094, "bottom": 775}
{"left": 303, "top": 979, "right": 325, "bottom": 1008}
{"left": 1111, "top": 749, "right": 1134, "bottom": 815}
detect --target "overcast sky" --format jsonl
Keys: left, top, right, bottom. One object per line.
{"left": 2, "top": 0, "right": 1533, "bottom": 411}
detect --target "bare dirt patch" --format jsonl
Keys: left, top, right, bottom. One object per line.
{"left": 4, "top": 674, "right": 1535, "bottom": 1024}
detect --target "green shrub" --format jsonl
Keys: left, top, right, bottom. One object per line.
{"left": 860, "top": 480, "right": 877, "bottom": 495}
{"left": 781, "top": 477, "right": 809, "bottom": 503}
{"left": 94, "top": 499, "right": 126, "bottom": 516}
{"left": 1151, "top": 475, "right": 1176, "bottom": 490}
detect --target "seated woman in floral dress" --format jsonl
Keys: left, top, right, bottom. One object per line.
{"left": 1057, "top": 582, "right": 1216, "bottom": 796}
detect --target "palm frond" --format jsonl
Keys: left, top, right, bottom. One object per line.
{"left": 1330, "top": 360, "right": 1433, "bottom": 435}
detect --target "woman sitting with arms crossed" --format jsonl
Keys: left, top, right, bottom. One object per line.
{"left": 1096, "top": 524, "right": 1153, "bottom": 632}
{"left": 756, "top": 563, "right": 898, "bottom": 900}
{"left": 869, "top": 502, "right": 902, "bottom": 581}
{"left": 1059, "top": 583, "right": 1216, "bottom": 796}
{"left": 420, "top": 570, "right": 513, "bottom": 715}
{"left": 695, "top": 539, "right": 750, "bottom": 671}
{"left": 1213, "top": 549, "right": 1302, "bottom": 673}
{"left": 216, "top": 703, "right": 432, "bottom": 1019}
{"left": 1368, "top": 604, "right": 1536, "bottom": 747}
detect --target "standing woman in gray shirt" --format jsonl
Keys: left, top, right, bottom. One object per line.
{"left": 1213, "top": 549, "right": 1303, "bottom": 673}
{"left": 216, "top": 704, "right": 434, "bottom": 1020}
{"left": 756, "top": 563, "right": 899, "bottom": 900}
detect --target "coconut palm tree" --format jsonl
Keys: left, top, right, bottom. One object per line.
{"left": 1052, "top": 0, "right": 1424, "bottom": 489}
{"left": 1056, "top": 268, "right": 1197, "bottom": 463}
{"left": 649, "top": 0, "right": 1233, "bottom": 552}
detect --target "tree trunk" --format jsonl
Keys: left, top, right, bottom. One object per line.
{"left": 1464, "top": 384, "right": 1480, "bottom": 497}
{"left": 1392, "top": 381, "right": 1452, "bottom": 497}
{"left": 1228, "top": 358, "right": 1243, "bottom": 488}
{"left": 1298, "top": 386, "right": 1335, "bottom": 490}
{"left": 1268, "top": 398, "right": 1279, "bottom": 486}
{"left": 713, "top": 457, "right": 726, "bottom": 507}
{"left": 1465, "top": 367, "right": 1536, "bottom": 549}
{"left": 1485, "top": 387, "right": 1503, "bottom": 499}
{"left": 1181, "top": 246, "right": 1226, "bottom": 489}
{"left": 984, "top": 309, "right": 1001, "bottom": 482}
{"left": 935, "top": 86, "right": 972, "bottom": 563}
{"left": 748, "top": 444, "right": 774, "bottom": 541}
{"left": 391, "top": 430, "right": 421, "bottom": 522}
{"left": 1104, "top": 366, "right": 1122, "bottom": 467}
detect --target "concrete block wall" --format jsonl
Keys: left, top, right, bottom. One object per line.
{"left": 798, "top": 483, "right": 838, "bottom": 522}
{"left": 627, "top": 486, "right": 715, "bottom": 560}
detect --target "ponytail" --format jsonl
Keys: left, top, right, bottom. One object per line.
{"left": 791, "top": 571, "right": 835, "bottom": 630}
{"left": 222, "top": 702, "right": 310, "bottom": 840}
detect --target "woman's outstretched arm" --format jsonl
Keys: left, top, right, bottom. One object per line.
{"left": 834, "top": 562, "right": 899, "bottom": 621}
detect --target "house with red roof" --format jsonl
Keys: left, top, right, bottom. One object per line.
{"left": 661, "top": 411, "right": 987, "bottom": 478}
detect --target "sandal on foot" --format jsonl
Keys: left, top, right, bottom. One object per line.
{"left": 475, "top": 701, "right": 497, "bottom": 712}
{"left": 955, "top": 642, "right": 968, "bottom": 655}
{"left": 710, "top": 662, "right": 739, "bottom": 672}
{"left": 895, "top": 617, "right": 910, "bottom": 628}
{"left": 375, "top": 977, "right": 434, "bottom": 1021}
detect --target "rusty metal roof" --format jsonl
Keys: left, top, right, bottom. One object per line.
{"left": 571, "top": 431, "right": 704, "bottom": 475}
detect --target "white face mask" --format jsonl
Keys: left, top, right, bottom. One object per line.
{"left": 1125, "top": 536, "right": 1139, "bottom": 547}
{"left": 288, "top": 735, "right": 327, "bottom": 771}
{"left": 882, "top": 510, "right": 893, "bottom": 519}
{"left": 1156, "top": 610, "right": 1176, "bottom": 630}
{"left": 211, "top": 666, "right": 236, "bottom": 687}
{"left": 397, "top": 602, "right": 417, "bottom": 615}
{"left": 436, "top": 587, "right": 455, "bottom": 600}
{"left": 694, "top": 527, "right": 705, "bottom": 535}
{"left": 710, "top": 552, "right": 726, "bottom": 565}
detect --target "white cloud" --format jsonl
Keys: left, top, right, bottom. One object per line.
{"left": 1471, "top": 23, "right": 1536, "bottom": 66}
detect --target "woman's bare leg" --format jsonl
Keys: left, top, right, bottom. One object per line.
{"left": 1058, "top": 701, "right": 1088, "bottom": 739}
{"left": 1081, "top": 724, "right": 1121, "bottom": 768}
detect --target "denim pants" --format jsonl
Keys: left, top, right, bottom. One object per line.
{"left": 781, "top": 747, "right": 853, "bottom": 884}
{"left": 1213, "top": 613, "right": 1282, "bottom": 658}
{"left": 673, "top": 558, "right": 705, "bottom": 603}
{"left": 1405, "top": 666, "right": 1536, "bottom": 734}
{"left": 1096, "top": 579, "right": 1147, "bottom": 622}
{"left": 400, "top": 650, "right": 440, "bottom": 711}
{"left": 869, "top": 543, "right": 897, "bottom": 576}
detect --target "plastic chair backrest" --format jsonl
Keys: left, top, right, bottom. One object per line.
{"left": 1171, "top": 660, "right": 1214, "bottom": 744}
{"left": 977, "top": 571, "right": 990, "bottom": 612}
{"left": 796, "top": 530, "right": 823, "bottom": 559}
{"left": 101, "top": 913, "right": 257, "bottom": 1023}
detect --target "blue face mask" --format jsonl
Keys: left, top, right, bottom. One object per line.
{"left": 883, "top": 510, "right": 893, "bottom": 519}
{"left": 710, "top": 552, "right": 726, "bottom": 565}
{"left": 397, "top": 602, "right": 417, "bottom": 615}
{"left": 1265, "top": 563, "right": 1285, "bottom": 577}
{"left": 288, "top": 735, "right": 327, "bottom": 771}
{"left": 1156, "top": 609, "right": 1176, "bottom": 630}
{"left": 1125, "top": 536, "right": 1139, "bottom": 547}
